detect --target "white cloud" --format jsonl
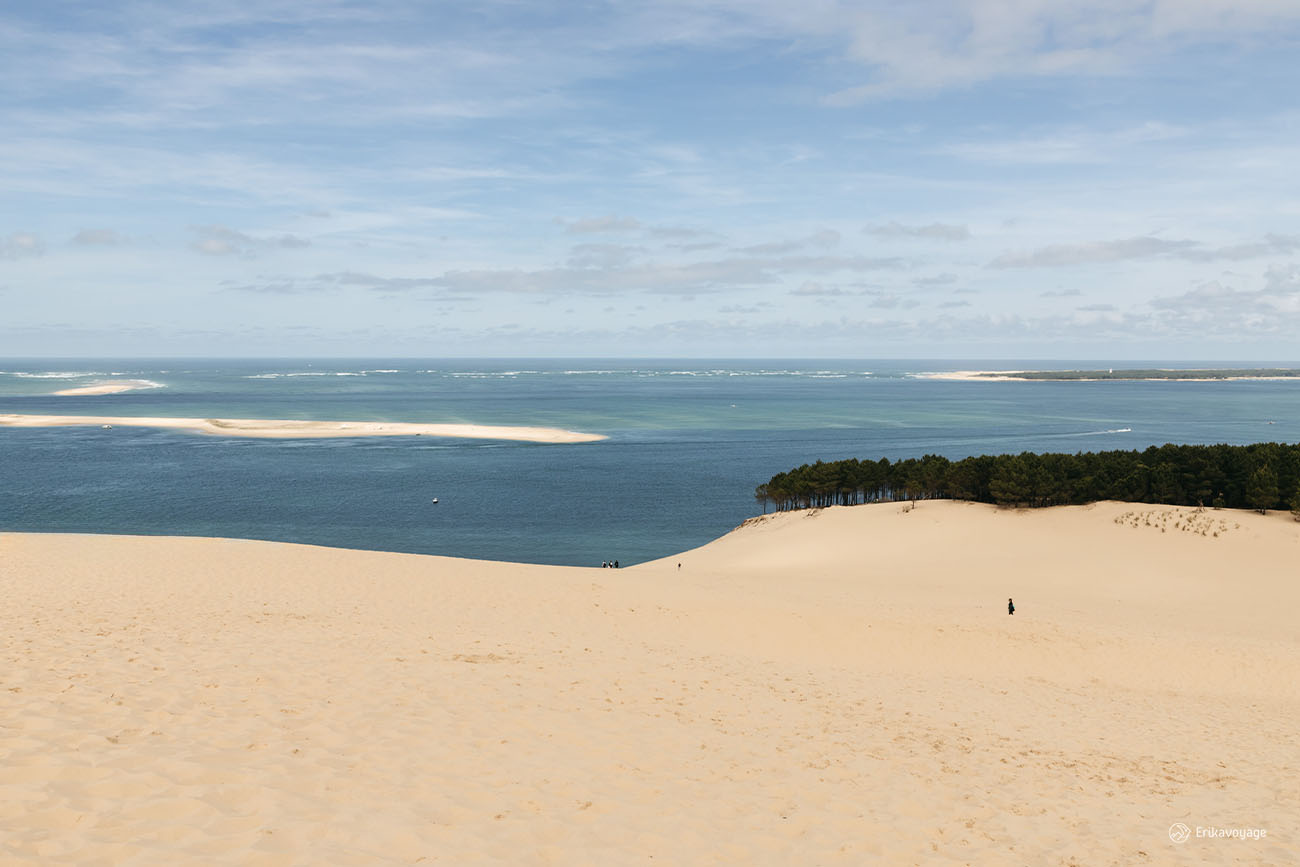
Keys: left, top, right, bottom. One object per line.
{"left": 71, "top": 228, "right": 128, "bottom": 245}
{"left": 739, "top": 240, "right": 805, "bottom": 256}
{"left": 820, "top": 0, "right": 1300, "bottom": 101}
{"left": 1151, "top": 267, "right": 1300, "bottom": 318}
{"left": 561, "top": 215, "right": 644, "bottom": 234}
{"left": 938, "top": 123, "right": 1189, "bottom": 165}
{"left": 225, "top": 250, "right": 905, "bottom": 301}
{"left": 790, "top": 281, "right": 847, "bottom": 296}
{"left": 1, "top": 232, "right": 44, "bottom": 259}
{"left": 651, "top": 226, "right": 716, "bottom": 240}
{"left": 567, "top": 243, "right": 642, "bottom": 268}
{"left": 737, "top": 229, "right": 841, "bottom": 254}
{"left": 806, "top": 229, "right": 841, "bottom": 247}
{"left": 990, "top": 233, "right": 1300, "bottom": 269}
{"left": 190, "top": 225, "right": 311, "bottom": 257}
{"left": 913, "top": 272, "right": 958, "bottom": 287}
{"left": 222, "top": 280, "right": 310, "bottom": 295}
{"left": 867, "top": 221, "right": 969, "bottom": 241}
{"left": 323, "top": 272, "right": 443, "bottom": 293}
{"left": 988, "top": 236, "right": 1197, "bottom": 268}
{"left": 1181, "top": 234, "right": 1300, "bottom": 262}
{"left": 433, "top": 260, "right": 764, "bottom": 296}
{"left": 1264, "top": 263, "right": 1300, "bottom": 293}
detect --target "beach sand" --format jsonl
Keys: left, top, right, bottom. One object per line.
{"left": 0, "top": 414, "right": 606, "bottom": 443}
{"left": 2, "top": 501, "right": 1296, "bottom": 864}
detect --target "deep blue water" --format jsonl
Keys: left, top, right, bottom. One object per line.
{"left": 2, "top": 358, "right": 1297, "bottom": 565}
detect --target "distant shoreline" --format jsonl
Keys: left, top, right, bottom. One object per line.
{"left": 0, "top": 414, "right": 606, "bottom": 443}
{"left": 919, "top": 368, "right": 1300, "bottom": 382}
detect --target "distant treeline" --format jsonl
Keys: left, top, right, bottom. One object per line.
{"left": 756, "top": 442, "right": 1300, "bottom": 514}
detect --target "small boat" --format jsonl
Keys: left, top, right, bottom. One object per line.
{"left": 431, "top": 497, "right": 439, "bottom": 504}
{"left": 101, "top": 424, "right": 113, "bottom": 429}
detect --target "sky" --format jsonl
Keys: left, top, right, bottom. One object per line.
{"left": 2, "top": 0, "right": 1299, "bottom": 359}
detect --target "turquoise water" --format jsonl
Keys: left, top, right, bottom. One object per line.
{"left": 2, "top": 358, "right": 1297, "bottom": 565}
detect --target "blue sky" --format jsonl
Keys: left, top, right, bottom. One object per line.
{"left": 2, "top": 0, "right": 1299, "bottom": 358}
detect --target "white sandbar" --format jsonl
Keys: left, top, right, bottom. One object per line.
{"left": 52, "top": 380, "right": 161, "bottom": 396}
{"left": 0, "top": 413, "right": 606, "bottom": 443}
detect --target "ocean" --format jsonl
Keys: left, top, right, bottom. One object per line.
{"left": 2, "top": 358, "right": 1297, "bottom": 565}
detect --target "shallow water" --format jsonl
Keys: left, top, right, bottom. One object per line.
{"left": 2, "top": 358, "right": 1297, "bottom": 564}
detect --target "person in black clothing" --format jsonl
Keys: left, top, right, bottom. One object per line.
{"left": 1008, "top": 598, "right": 1015, "bottom": 615}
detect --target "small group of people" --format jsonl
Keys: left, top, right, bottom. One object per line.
{"left": 602, "top": 560, "right": 620, "bottom": 568}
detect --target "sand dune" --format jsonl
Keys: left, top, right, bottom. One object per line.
{"left": 0, "top": 413, "right": 606, "bottom": 443}
{"left": 2, "top": 501, "right": 1296, "bottom": 864}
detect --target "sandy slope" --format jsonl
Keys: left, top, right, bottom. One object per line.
{"left": 0, "top": 414, "right": 605, "bottom": 443}
{"left": 2, "top": 501, "right": 1296, "bottom": 865}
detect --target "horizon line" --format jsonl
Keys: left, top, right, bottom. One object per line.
{"left": 3, "top": 355, "right": 1300, "bottom": 364}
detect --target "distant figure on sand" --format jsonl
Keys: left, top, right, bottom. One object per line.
{"left": 1008, "top": 598, "right": 1015, "bottom": 615}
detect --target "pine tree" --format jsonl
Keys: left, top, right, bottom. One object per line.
{"left": 1244, "top": 465, "right": 1279, "bottom": 514}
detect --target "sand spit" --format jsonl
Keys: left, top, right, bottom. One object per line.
{"left": 0, "top": 413, "right": 606, "bottom": 443}
{"left": 2, "top": 501, "right": 1297, "bottom": 864}
{"left": 919, "top": 369, "right": 1300, "bottom": 382}
{"left": 52, "top": 380, "right": 162, "bottom": 396}
{"left": 917, "top": 369, "right": 1029, "bottom": 381}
